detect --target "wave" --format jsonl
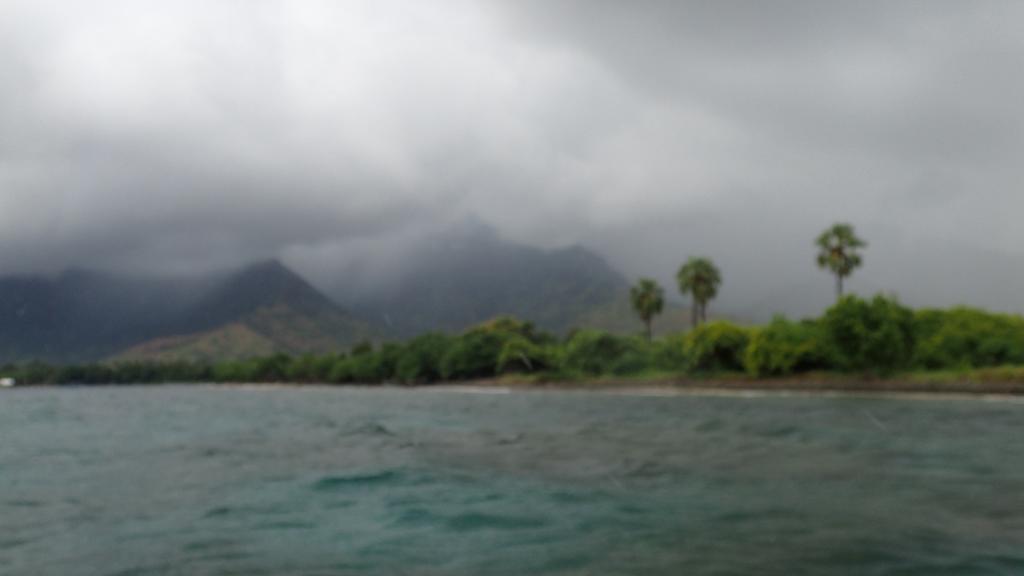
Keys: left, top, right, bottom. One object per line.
{"left": 311, "top": 470, "right": 403, "bottom": 492}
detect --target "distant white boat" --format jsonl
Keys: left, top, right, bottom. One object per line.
{"left": 0, "top": 378, "right": 15, "bottom": 388}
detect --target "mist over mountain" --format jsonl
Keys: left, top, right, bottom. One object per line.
{"left": 0, "top": 270, "right": 209, "bottom": 362}
{"left": 0, "top": 227, "right": 648, "bottom": 362}
{"left": 8, "top": 207, "right": 1024, "bottom": 365}
{"left": 0, "top": 261, "right": 370, "bottom": 363}
{"left": 332, "top": 222, "right": 631, "bottom": 337}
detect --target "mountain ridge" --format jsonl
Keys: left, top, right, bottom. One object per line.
{"left": 0, "top": 260, "right": 370, "bottom": 363}
{"left": 336, "top": 226, "right": 633, "bottom": 337}
{"left": 0, "top": 229, "right": 662, "bottom": 363}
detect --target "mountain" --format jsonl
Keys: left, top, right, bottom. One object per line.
{"left": 338, "top": 224, "right": 634, "bottom": 337}
{"left": 0, "top": 224, "right": 705, "bottom": 364}
{"left": 0, "top": 270, "right": 207, "bottom": 363}
{"left": 0, "top": 261, "right": 370, "bottom": 363}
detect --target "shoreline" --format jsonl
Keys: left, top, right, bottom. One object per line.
{"left": 430, "top": 377, "right": 1024, "bottom": 399}
{"left": 10, "top": 376, "right": 1024, "bottom": 399}
{"left": 513, "top": 377, "right": 1024, "bottom": 395}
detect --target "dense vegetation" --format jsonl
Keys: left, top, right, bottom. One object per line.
{"left": 6, "top": 295, "right": 1024, "bottom": 386}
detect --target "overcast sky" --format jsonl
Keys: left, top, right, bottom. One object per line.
{"left": 3, "top": 1, "right": 1024, "bottom": 316}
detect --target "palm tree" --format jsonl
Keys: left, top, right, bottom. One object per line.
{"left": 816, "top": 223, "right": 866, "bottom": 300}
{"left": 630, "top": 278, "right": 665, "bottom": 342}
{"left": 677, "top": 257, "right": 721, "bottom": 329}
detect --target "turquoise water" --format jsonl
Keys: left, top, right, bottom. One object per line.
{"left": 1, "top": 387, "right": 1023, "bottom": 575}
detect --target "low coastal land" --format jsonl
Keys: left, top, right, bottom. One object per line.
{"left": 7, "top": 296, "right": 1024, "bottom": 396}
{"left": 8, "top": 371, "right": 1024, "bottom": 398}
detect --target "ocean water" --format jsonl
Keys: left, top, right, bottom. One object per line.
{"left": 1, "top": 386, "right": 1023, "bottom": 576}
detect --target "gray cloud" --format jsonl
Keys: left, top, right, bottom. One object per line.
{"left": 2, "top": 0, "right": 1024, "bottom": 316}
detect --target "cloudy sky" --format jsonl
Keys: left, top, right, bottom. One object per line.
{"left": 2, "top": 1, "right": 1024, "bottom": 315}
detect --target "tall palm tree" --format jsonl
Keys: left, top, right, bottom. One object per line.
{"left": 816, "top": 223, "right": 866, "bottom": 300}
{"left": 677, "top": 257, "right": 721, "bottom": 329}
{"left": 630, "top": 278, "right": 665, "bottom": 342}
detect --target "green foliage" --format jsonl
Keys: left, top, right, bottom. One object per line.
{"left": 684, "top": 321, "right": 751, "bottom": 372}
{"left": 328, "top": 354, "right": 353, "bottom": 383}
{"left": 676, "top": 257, "right": 722, "bottom": 326}
{"left": 286, "top": 354, "right": 336, "bottom": 383}
{"left": 816, "top": 223, "right": 866, "bottom": 297}
{"left": 912, "top": 308, "right": 1024, "bottom": 369}
{"left": 252, "top": 353, "right": 292, "bottom": 382}
{"left": 395, "top": 333, "right": 452, "bottom": 383}
{"left": 496, "top": 336, "right": 555, "bottom": 374}
{"left": 745, "top": 317, "right": 828, "bottom": 376}
{"left": 562, "top": 330, "right": 648, "bottom": 375}
{"left": 353, "top": 343, "right": 402, "bottom": 383}
{"left": 8, "top": 299, "right": 1024, "bottom": 386}
{"left": 343, "top": 352, "right": 380, "bottom": 383}
{"left": 629, "top": 278, "right": 665, "bottom": 339}
{"left": 677, "top": 258, "right": 722, "bottom": 303}
{"left": 649, "top": 334, "right": 689, "bottom": 371}
{"left": 11, "top": 362, "right": 59, "bottom": 385}
{"left": 212, "top": 360, "right": 256, "bottom": 383}
{"left": 322, "top": 341, "right": 392, "bottom": 383}
{"left": 350, "top": 340, "right": 374, "bottom": 356}
{"left": 439, "top": 330, "right": 505, "bottom": 380}
{"left": 822, "top": 295, "right": 914, "bottom": 373}
{"left": 438, "top": 317, "right": 548, "bottom": 380}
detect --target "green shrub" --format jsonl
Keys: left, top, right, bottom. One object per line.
{"left": 350, "top": 340, "right": 374, "bottom": 356}
{"left": 912, "top": 307, "right": 1024, "bottom": 369}
{"left": 250, "top": 353, "right": 293, "bottom": 382}
{"left": 438, "top": 317, "right": 556, "bottom": 380}
{"left": 608, "top": 344, "right": 653, "bottom": 375}
{"left": 822, "top": 294, "right": 914, "bottom": 373}
{"left": 496, "top": 336, "right": 555, "bottom": 374}
{"left": 373, "top": 343, "right": 404, "bottom": 382}
{"left": 13, "top": 361, "right": 59, "bottom": 385}
{"left": 395, "top": 333, "right": 452, "bottom": 383}
{"left": 328, "top": 355, "right": 353, "bottom": 383}
{"left": 562, "top": 330, "right": 646, "bottom": 375}
{"left": 745, "top": 317, "right": 828, "bottom": 376}
{"left": 649, "top": 334, "right": 689, "bottom": 371}
{"left": 286, "top": 354, "right": 336, "bottom": 382}
{"left": 328, "top": 343, "right": 402, "bottom": 384}
{"left": 440, "top": 330, "right": 505, "bottom": 380}
{"left": 56, "top": 363, "right": 115, "bottom": 384}
{"left": 325, "top": 343, "right": 375, "bottom": 383}
{"left": 348, "top": 353, "right": 380, "bottom": 383}
{"left": 213, "top": 360, "right": 257, "bottom": 383}
{"left": 684, "top": 321, "right": 751, "bottom": 372}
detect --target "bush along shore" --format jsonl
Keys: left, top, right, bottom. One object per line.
{"left": 6, "top": 295, "right": 1024, "bottom": 393}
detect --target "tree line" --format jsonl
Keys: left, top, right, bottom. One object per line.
{"left": 7, "top": 296, "right": 1024, "bottom": 386}
{"left": 631, "top": 222, "right": 866, "bottom": 339}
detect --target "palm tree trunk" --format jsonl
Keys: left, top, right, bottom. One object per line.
{"left": 646, "top": 319, "right": 652, "bottom": 342}
{"left": 691, "top": 300, "right": 698, "bottom": 329}
{"left": 701, "top": 302, "right": 707, "bottom": 324}
{"left": 836, "top": 274, "right": 843, "bottom": 300}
